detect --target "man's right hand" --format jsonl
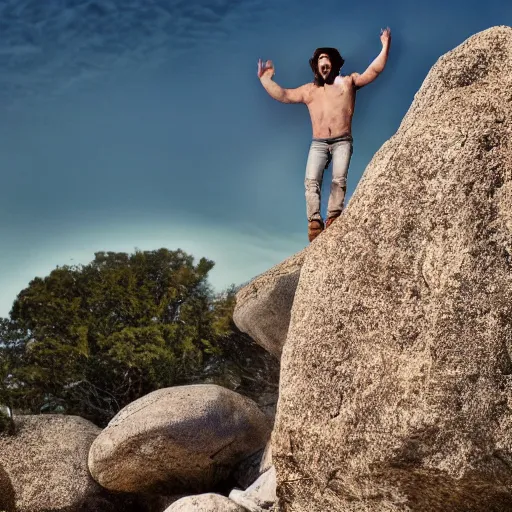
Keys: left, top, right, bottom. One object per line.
{"left": 258, "top": 59, "right": 275, "bottom": 79}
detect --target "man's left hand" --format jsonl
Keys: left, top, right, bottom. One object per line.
{"left": 380, "top": 27, "right": 391, "bottom": 46}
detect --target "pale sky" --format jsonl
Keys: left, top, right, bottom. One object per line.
{"left": 1, "top": 0, "right": 511, "bottom": 317}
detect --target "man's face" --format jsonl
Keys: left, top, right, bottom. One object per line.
{"left": 317, "top": 54, "right": 332, "bottom": 79}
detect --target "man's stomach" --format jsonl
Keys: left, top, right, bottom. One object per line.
{"left": 310, "top": 113, "right": 353, "bottom": 139}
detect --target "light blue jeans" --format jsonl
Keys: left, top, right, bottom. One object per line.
{"left": 304, "top": 134, "right": 353, "bottom": 222}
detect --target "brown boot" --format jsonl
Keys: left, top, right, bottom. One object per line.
{"left": 325, "top": 214, "right": 340, "bottom": 229}
{"left": 308, "top": 219, "right": 324, "bottom": 242}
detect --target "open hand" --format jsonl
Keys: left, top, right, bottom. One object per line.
{"left": 380, "top": 27, "right": 391, "bottom": 46}
{"left": 257, "top": 59, "right": 275, "bottom": 79}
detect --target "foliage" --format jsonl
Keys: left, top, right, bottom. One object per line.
{"left": 0, "top": 248, "right": 277, "bottom": 426}
{"left": 206, "top": 285, "right": 279, "bottom": 403}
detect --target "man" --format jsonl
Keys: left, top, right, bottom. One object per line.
{"left": 257, "top": 27, "right": 391, "bottom": 242}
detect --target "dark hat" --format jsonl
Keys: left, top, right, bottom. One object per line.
{"left": 309, "top": 47, "right": 344, "bottom": 74}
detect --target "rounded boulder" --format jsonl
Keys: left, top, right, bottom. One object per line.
{"left": 89, "top": 384, "right": 271, "bottom": 494}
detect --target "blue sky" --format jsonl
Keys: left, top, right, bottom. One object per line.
{"left": 0, "top": 0, "right": 511, "bottom": 317}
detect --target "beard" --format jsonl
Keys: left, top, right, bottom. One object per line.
{"left": 314, "top": 68, "right": 338, "bottom": 86}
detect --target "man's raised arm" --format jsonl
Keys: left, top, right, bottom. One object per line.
{"left": 351, "top": 27, "right": 391, "bottom": 90}
{"left": 258, "top": 59, "right": 311, "bottom": 104}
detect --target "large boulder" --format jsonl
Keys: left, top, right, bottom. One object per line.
{"left": 273, "top": 26, "right": 512, "bottom": 511}
{"left": 234, "top": 250, "right": 306, "bottom": 359}
{"left": 165, "top": 493, "right": 245, "bottom": 511}
{"left": 89, "top": 384, "right": 271, "bottom": 494}
{"left": 0, "top": 415, "right": 116, "bottom": 512}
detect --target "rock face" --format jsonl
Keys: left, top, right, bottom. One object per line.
{"left": 0, "top": 415, "right": 110, "bottom": 512}
{"left": 273, "top": 26, "right": 512, "bottom": 511}
{"left": 0, "top": 464, "right": 15, "bottom": 512}
{"left": 89, "top": 384, "right": 271, "bottom": 494}
{"left": 165, "top": 493, "right": 246, "bottom": 511}
{"left": 234, "top": 250, "right": 306, "bottom": 359}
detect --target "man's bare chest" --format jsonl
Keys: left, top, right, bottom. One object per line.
{"left": 309, "top": 80, "right": 355, "bottom": 111}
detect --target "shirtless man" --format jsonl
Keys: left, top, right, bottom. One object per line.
{"left": 258, "top": 27, "right": 391, "bottom": 242}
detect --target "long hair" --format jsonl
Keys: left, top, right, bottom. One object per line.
{"left": 309, "top": 47, "right": 344, "bottom": 86}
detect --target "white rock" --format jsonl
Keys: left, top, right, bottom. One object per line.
{"left": 165, "top": 493, "right": 246, "bottom": 511}
{"left": 229, "top": 466, "right": 276, "bottom": 512}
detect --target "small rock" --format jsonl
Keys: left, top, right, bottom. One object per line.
{"left": 165, "top": 493, "right": 246, "bottom": 511}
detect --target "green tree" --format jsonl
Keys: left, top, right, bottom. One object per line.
{"left": 205, "top": 285, "right": 280, "bottom": 407}
{"left": 0, "top": 248, "right": 279, "bottom": 427}
{"left": 1, "top": 249, "right": 217, "bottom": 424}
